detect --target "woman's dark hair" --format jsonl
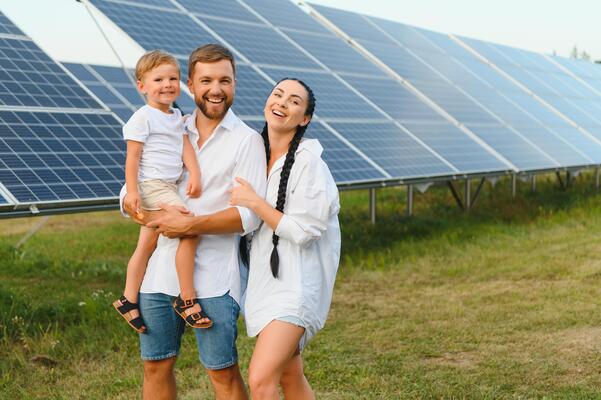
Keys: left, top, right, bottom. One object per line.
{"left": 239, "top": 78, "right": 316, "bottom": 278}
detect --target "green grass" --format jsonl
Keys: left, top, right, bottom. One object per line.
{"left": 3, "top": 173, "right": 601, "bottom": 398}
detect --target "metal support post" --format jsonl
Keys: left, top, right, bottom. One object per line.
{"left": 406, "top": 185, "right": 413, "bottom": 216}
{"left": 464, "top": 179, "right": 471, "bottom": 211}
{"left": 511, "top": 174, "right": 517, "bottom": 199}
{"left": 369, "top": 188, "right": 376, "bottom": 225}
{"left": 531, "top": 175, "right": 536, "bottom": 192}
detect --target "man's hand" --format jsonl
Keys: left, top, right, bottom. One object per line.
{"left": 123, "top": 192, "right": 145, "bottom": 224}
{"left": 146, "top": 204, "right": 196, "bottom": 238}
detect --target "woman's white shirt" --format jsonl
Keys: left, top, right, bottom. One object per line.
{"left": 244, "top": 138, "right": 341, "bottom": 349}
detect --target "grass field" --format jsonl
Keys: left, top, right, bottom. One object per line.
{"left": 3, "top": 173, "right": 601, "bottom": 399}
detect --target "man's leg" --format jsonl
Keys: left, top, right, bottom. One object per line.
{"left": 194, "top": 292, "right": 248, "bottom": 400}
{"left": 138, "top": 293, "right": 186, "bottom": 400}
{"left": 143, "top": 357, "right": 177, "bottom": 400}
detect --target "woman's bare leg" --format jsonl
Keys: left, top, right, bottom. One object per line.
{"left": 248, "top": 320, "right": 305, "bottom": 400}
{"left": 280, "top": 354, "right": 314, "bottom": 400}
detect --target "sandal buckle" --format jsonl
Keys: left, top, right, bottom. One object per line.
{"left": 183, "top": 299, "right": 194, "bottom": 308}
{"left": 191, "top": 313, "right": 201, "bottom": 321}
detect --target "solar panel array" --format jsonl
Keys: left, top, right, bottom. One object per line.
{"left": 2, "top": 1, "right": 601, "bottom": 216}
{"left": 88, "top": 0, "right": 521, "bottom": 185}
{"left": 0, "top": 10, "right": 131, "bottom": 214}
{"left": 309, "top": 3, "right": 601, "bottom": 171}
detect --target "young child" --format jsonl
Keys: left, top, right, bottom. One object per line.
{"left": 112, "top": 50, "right": 211, "bottom": 333}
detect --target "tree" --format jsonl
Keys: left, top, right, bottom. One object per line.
{"left": 570, "top": 45, "right": 579, "bottom": 59}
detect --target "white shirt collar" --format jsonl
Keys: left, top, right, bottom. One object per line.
{"left": 185, "top": 107, "right": 238, "bottom": 135}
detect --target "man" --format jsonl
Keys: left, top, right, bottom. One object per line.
{"left": 122, "top": 44, "right": 266, "bottom": 400}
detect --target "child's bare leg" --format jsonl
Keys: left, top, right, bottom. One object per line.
{"left": 124, "top": 226, "right": 159, "bottom": 303}
{"left": 175, "top": 236, "right": 209, "bottom": 324}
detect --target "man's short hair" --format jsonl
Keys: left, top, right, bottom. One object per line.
{"left": 135, "top": 50, "right": 180, "bottom": 81}
{"left": 188, "top": 44, "right": 236, "bottom": 79}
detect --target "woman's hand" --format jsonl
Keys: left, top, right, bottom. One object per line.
{"left": 230, "top": 177, "right": 259, "bottom": 210}
{"left": 146, "top": 204, "right": 195, "bottom": 238}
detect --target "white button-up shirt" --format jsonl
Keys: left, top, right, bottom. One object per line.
{"left": 121, "top": 109, "right": 267, "bottom": 305}
{"left": 244, "top": 139, "right": 341, "bottom": 349}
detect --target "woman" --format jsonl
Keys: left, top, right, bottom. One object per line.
{"left": 230, "top": 78, "right": 341, "bottom": 399}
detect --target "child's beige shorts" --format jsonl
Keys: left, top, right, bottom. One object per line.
{"left": 138, "top": 179, "right": 186, "bottom": 211}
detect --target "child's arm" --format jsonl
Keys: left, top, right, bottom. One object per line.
{"left": 124, "top": 140, "right": 143, "bottom": 214}
{"left": 182, "top": 135, "right": 201, "bottom": 198}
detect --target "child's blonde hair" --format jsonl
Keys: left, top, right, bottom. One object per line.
{"left": 135, "top": 50, "right": 180, "bottom": 81}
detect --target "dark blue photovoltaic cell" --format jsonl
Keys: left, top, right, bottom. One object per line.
{"left": 91, "top": 64, "right": 137, "bottom": 85}
{"left": 0, "top": 38, "right": 101, "bottom": 109}
{"left": 261, "top": 67, "right": 384, "bottom": 120}
{"left": 176, "top": 0, "right": 263, "bottom": 23}
{"left": 400, "top": 122, "right": 509, "bottom": 173}
{"left": 284, "top": 30, "right": 385, "bottom": 76}
{"left": 243, "top": 0, "right": 332, "bottom": 35}
{"left": 0, "top": 11, "right": 24, "bottom": 36}
{"left": 348, "top": 76, "right": 446, "bottom": 123}
{"left": 328, "top": 122, "right": 455, "bottom": 179}
{"left": 369, "top": 16, "right": 444, "bottom": 54}
{"left": 244, "top": 120, "right": 387, "bottom": 183}
{"left": 309, "top": 4, "right": 396, "bottom": 46}
{"left": 91, "top": 0, "right": 215, "bottom": 59}
{"left": 202, "top": 19, "right": 321, "bottom": 70}
{"left": 0, "top": 111, "right": 124, "bottom": 202}
{"left": 466, "top": 124, "right": 557, "bottom": 171}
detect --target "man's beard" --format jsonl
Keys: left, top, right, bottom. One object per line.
{"left": 195, "top": 93, "right": 233, "bottom": 120}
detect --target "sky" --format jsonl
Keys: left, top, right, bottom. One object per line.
{"left": 0, "top": 0, "right": 599, "bottom": 68}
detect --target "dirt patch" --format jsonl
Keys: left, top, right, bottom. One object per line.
{"left": 422, "top": 352, "right": 479, "bottom": 369}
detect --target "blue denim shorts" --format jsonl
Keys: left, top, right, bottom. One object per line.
{"left": 138, "top": 291, "right": 240, "bottom": 370}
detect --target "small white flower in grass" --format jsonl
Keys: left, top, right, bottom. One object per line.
{"left": 78, "top": 302, "right": 86, "bottom": 306}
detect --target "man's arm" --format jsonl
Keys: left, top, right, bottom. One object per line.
{"left": 146, "top": 204, "right": 242, "bottom": 238}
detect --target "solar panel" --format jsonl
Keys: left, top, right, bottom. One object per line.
{"left": 465, "top": 123, "right": 558, "bottom": 171}
{"left": 0, "top": 10, "right": 130, "bottom": 213}
{"left": 309, "top": 4, "right": 600, "bottom": 169}
{"left": 91, "top": 1, "right": 214, "bottom": 77}
{"left": 0, "top": 110, "right": 124, "bottom": 202}
{"left": 241, "top": 0, "right": 331, "bottom": 35}
{"left": 0, "top": 37, "right": 101, "bottom": 109}
{"left": 459, "top": 37, "right": 601, "bottom": 133}
{"left": 176, "top": 0, "right": 263, "bottom": 24}
{"left": 327, "top": 121, "right": 456, "bottom": 179}
{"left": 90, "top": 0, "right": 515, "bottom": 183}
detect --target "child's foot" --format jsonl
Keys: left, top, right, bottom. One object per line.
{"left": 112, "top": 295, "right": 147, "bottom": 333}
{"left": 172, "top": 295, "right": 212, "bottom": 329}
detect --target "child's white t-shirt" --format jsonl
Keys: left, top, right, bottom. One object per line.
{"left": 123, "top": 105, "right": 187, "bottom": 183}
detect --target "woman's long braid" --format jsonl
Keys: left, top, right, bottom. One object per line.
{"left": 268, "top": 78, "right": 316, "bottom": 278}
{"left": 269, "top": 126, "right": 306, "bottom": 278}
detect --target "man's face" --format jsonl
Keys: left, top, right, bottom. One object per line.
{"left": 187, "top": 59, "right": 235, "bottom": 120}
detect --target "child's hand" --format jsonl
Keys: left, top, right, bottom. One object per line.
{"left": 124, "top": 191, "right": 142, "bottom": 216}
{"left": 230, "top": 177, "right": 258, "bottom": 209}
{"left": 186, "top": 179, "right": 201, "bottom": 198}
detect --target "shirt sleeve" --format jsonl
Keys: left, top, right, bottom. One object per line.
{"left": 123, "top": 108, "right": 150, "bottom": 143}
{"left": 233, "top": 132, "right": 267, "bottom": 235}
{"left": 274, "top": 157, "right": 334, "bottom": 247}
